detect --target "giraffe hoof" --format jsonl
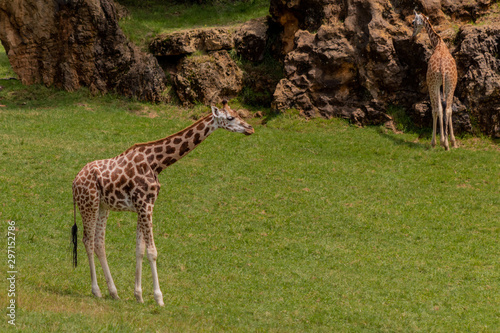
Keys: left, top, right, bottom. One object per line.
{"left": 92, "top": 289, "right": 102, "bottom": 298}
{"left": 135, "top": 291, "right": 144, "bottom": 303}
{"left": 154, "top": 290, "right": 164, "bottom": 306}
{"left": 110, "top": 292, "right": 120, "bottom": 300}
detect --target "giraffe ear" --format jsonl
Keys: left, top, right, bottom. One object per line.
{"left": 211, "top": 106, "right": 220, "bottom": 117}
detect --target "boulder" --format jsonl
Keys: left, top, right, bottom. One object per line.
{"left": 454, "top": 23, "right": 500, "bottom": 138}
{"left": 270, "top": 7, "right": 414, "bottom": 125}
{"left": 269, "top": 0, "right": 345, "bottom": 54}
{"left": 268, "top": 0, "right": 499, "bottom": 133}
{"left": 234, "top": 17, "right": 269, "bottom": 62}
{"left": 0, "top": 0, "right": 166, "bottom": 102}
{"left": 241, "top": 63, "right": 282, "bottom": 107}
{"left": 149, "top": 28, "right": 234, "bottom": 56}
{"left": 173, "top": 50, "right": 243, "bottom": 106}
{"left": 441, "top": 0, "right": 495, "bottom": 22}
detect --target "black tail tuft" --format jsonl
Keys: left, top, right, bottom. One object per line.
{"left": 72, "top": 194, "right": 78, "bottom": 268}
{"left": 71, "top": 222, "right": 78, "bottom": 267}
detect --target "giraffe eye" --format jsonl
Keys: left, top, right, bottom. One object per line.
{"left": 227, "top": 116, "right": 234, "bottom": 121}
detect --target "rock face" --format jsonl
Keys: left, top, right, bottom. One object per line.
{"left": 2, "top": 0, "right": 499, "bottom": 136}
{"left": 173, "top": 50, "right": 243, "bottom": 106}
{"left": 441, "top": 0, "right": 495, "bottom": 22}
{"left": 454, "top": 23, "right": 500, "bottom": 138}
{"left": 150, "top": 0, "right": 498, "bottom": 135}
{"left": 271, "top": 25, "right": 381, "bottom": 123}
{"left": 151, "top": 20, "right": 271, "bottom": 106}
{"left": 269, "top": 0, "right": 499, "bottom": 133}
{"left": 234, "top": 17, "right": 269, "bottom": 62}
{"left": 270, "top": 0, "right": 420, "bottom": 125}
{"left": 0, "top": 0, "right": 166, "bottom": 102}
{"left": 150, "top": 28, "right": 234, "bottom": 56}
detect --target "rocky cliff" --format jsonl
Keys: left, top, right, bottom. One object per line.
{"left": 1, "top": 0, "right": 498, "bottom": 137}
{"left": 269, "top": 0, "right": 500, "bottom": 136}
{"left": 0, "top": 0, "right": 166, "bottom": 102}
{"left": 150, "top": 0, "right": 499, "bottom": 137}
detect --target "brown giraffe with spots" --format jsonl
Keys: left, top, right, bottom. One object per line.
{"left": 412, "top": 11, "right": 458, "bottom": 150}
{"left": 72, "top": 100, "right": 254, "bottom": 306}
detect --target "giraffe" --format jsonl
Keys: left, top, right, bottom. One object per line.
{"left": 412, "top": 10, "right": 458, "bottom": 150}
{"left": 71, "top": 100, "right": 254, "bottom": 306}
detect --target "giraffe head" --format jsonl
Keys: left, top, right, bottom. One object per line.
{"left": 412, "top": 10, "right": 425, "bottom": 40}
{"left": 211, "top": 100, "right": 254, "bottom": 136}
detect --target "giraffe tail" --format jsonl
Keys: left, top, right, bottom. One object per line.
{"left": 72, "top": 197, "right": 78, "bottom": 268}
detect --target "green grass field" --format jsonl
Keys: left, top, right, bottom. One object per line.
{"left": 1, "top": 1, "right": 499, "bottom": 331}
{"left": 118, "top": 0, "right": 270, "bottom": 49}
{"left": 1, "top": 75, "right": 499, "bottom": 332}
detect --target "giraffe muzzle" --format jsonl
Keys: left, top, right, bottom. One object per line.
{"left": 244, "top": 127, "right": 255, "bottom": 136}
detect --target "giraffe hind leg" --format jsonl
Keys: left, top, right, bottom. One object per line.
{"left": 94, "top": 206, "right": 119, "bottom": 299}
{"left": 444, "top": 83, "right": 457, "bottom": 148}
{"left": 75, "top": 174, "right": 103, "bottom": 298}
{"left": 435, "top": 87, "right": 449, "bottom": 150}
{"left": 429, "top": 87, "right": 441, "bottom": 148}
{"left": 442, "top": 96, "right": 448, "bottom": 145}
{"left": 448, "top": 106, "right": 457, "bottom": 148}
{"left": 81, "top": 207, "right": 102, "bottom": 298}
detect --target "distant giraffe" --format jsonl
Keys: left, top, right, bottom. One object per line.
{"left": 412, "top": 11, "right": 458, "bottom": 150}
{"left": 72, "top": 100, "right": 254, "bottom": 306}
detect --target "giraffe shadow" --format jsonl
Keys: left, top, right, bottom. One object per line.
{"left": 376, "top": 127, "right": 431, "bottom": 150}
{"left": 41, "top": 284, "right": 83, "bottom": 298}
{"left": 41, "top": 283, "right": 121, "bottom": 302}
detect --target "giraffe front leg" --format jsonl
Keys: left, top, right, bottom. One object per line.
{"left": 135, "top": 227, "right": 145, "bottom": 303}
{"left": 138, "top": 205, "right": 164, "bottom": 306}
{"left": 147, "top": 243, "right": 164, "bottom": 306}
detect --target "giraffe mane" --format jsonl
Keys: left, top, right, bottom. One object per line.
{"left": 122, "top": 112, "right": 213, "bottom": 154}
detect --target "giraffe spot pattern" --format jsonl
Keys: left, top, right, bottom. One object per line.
{"left": 166, "top": 146, "right": 175, "bottom": 154}
{"left": 179, "top": 141, "right": 190, "bottom": 156}
{"left": 72, "top": 111, "right": 253, "bottom": 305}
{"left": 193, "top": 133, "right": 202, "bottom": 146}
{"left": 185, "top": 129, "right": 194, "bottom": 138}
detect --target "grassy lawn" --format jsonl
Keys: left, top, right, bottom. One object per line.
{"left": 1, "top": 1, "right": 499, "bottom": 329}
{"left": 0, "top": 70, "right": 499, "bottom": 331}
{"left": 118, "top": 0, "right": 270, "bottom": 49}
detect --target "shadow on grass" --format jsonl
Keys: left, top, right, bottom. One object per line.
{"left": 376, "top": 127, "right": 430, "bottom": 150}
{"left": 261, "top": 110, "right": 281, "bottom": 125}
{"left": 41, "top": 283, "right": 83, "bottom": 298}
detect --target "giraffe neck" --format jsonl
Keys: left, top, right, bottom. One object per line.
{"left": 422, "top": 16, "right": 442, "bottom": 49}
{"left": 124, "top": 113, "right": 217, "bottom": 174}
